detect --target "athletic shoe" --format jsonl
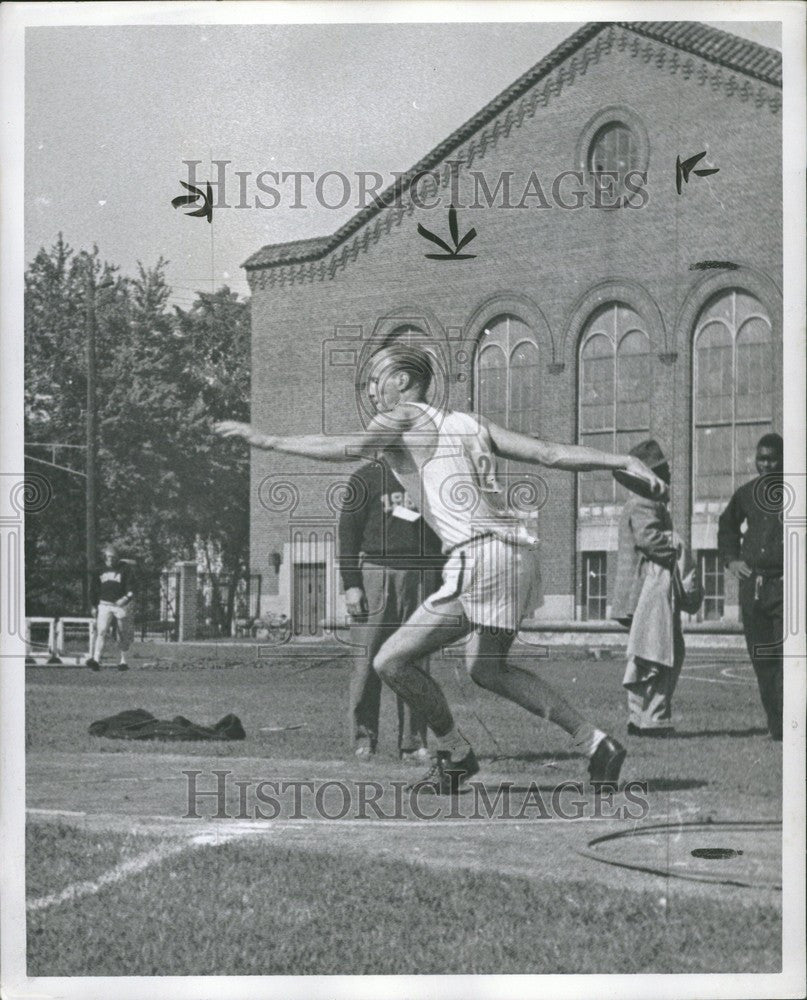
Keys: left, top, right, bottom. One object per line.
{"left": 354, "top": 737, "right": 376, "bottom": 758}
{"left": 588, "top": 736, "right": 627, "bottom": 784}
{"left": 408, "top": 748, "right": 479, "bottom": 795}
{"left": 627, "top": 722, "right": 673, "bottom": 738}
{"left": 400, "top": 747, "right": 431, "bottom": 763}
{"left": 118, "top": 662, "right": 129, "bottom": 672}
{"left": 86, "top": 658, "right": 101, "bottom": 672}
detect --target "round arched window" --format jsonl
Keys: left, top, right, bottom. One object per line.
{"left": 577, "top": 106, "right": 649, "bottom": 208}
{"left": 587, "top": 122, "right": 639, "bottom": 175}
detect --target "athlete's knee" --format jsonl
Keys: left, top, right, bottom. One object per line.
{"left": 467, "top": 657, "right": 499, "bottom": 690}
{"left": 373, "top": 644, "right": 402, "bottom": 683}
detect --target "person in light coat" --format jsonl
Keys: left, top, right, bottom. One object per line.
{"left": 611, "top": 440, "right": 702, "bottom": 736}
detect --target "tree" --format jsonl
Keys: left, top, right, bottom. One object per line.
{"left": 24, "top": 237, "right": 128, "bottom": 613}
{"left": 24, "top": 237, "right": 251, "bottom": 632}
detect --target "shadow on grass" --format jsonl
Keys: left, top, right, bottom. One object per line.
{"left": 671, "top": 727, "right": 769, "bottom": 739}
{"left": 488, "top": 751, "right": 582, "bottom": 764}
{"left": 494, "top": 777, "right": 709, "bottom": 794}
{"left": 643, "top": 777, "right": 709, "bottom": 792}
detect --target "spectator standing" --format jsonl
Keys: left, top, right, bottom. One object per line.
{"left": 86, "top": 544, "right": 135, "bottom": 672}
{"left": 718, "top": 433, "right": 784, "bottom": 740}
{"left": 612, "top": 440, "right": 702, "bottom": 735}
{"left": 339, "top": 457, "right": 443, "bottom": 759}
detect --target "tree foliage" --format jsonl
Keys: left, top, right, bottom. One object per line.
{"left": 24, "top": 236, "right": 250, "bottom": 624}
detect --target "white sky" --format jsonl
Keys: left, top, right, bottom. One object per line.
{"left": 25, "top": 20, "right": 781, "bottom": 305}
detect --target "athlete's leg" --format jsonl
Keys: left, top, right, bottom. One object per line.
{"left": 396, "top": 568, "right": 431, "bottom": 753}
{"left": 464, "top": 627, "right": 603, "bottom": 752}
{"left": 348, "top": 564, "right": 389, "bottom": 751}
{"left": 115, "top": 606, "right": 133, "bottom": 663}
{"left": 373, "top": 598, "right": 472, "bottom": 737}
{"left": 92, "top": 604, "right": 112, "bottom": 662}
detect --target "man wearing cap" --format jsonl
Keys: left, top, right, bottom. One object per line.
{"left": 718, "top": 432, "right": 784, "bottom": 740}
{"left": 611, "top": 440, "right": 701, "bottom": 735}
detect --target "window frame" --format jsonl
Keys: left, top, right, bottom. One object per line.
{"left": 582, "top": 551, "right": 608, "bottom": 621}
{"left": 692, "top": 289, "right": 774, "bottom": 505}
{"left": 575, "top": 105, "right": 650, "bottom": 208}
{"left": 695, "top": 549, "right": 725, "bottom": 622}
{"left": 475, "top": 314, "right": 540, "bottom": 436}
{"left": 578, "top": 304, "right": 652, "bottom": 507}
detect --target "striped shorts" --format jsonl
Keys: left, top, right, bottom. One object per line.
{"left": 425, "top": 534, "right": 542, "bottom": 631}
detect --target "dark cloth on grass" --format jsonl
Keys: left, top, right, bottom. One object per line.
{"left": 89, "top": 708, "right": 245, "bottom": 741}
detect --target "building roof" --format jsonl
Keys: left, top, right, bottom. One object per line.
{"left": 244, "top": 21, "right": 781, "bottom": 273}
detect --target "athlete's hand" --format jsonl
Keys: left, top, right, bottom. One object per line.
{"left": 625, "top": 456, "right": 668, "bottom": 500}
{"left": 214, "top": 421, "right": 275, "bottom": 449}
{"left": 728, "top": 559, "right": 753, "bottom": 580}
{"left": 214, "top": 420, "right": 252, "bottom": 442}
{"left": 345, "top": 587, "right": 367, "bottom": 617}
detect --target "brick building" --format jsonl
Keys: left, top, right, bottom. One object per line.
{"left": 244, "top": 22, "right": 782, "bottom": 634}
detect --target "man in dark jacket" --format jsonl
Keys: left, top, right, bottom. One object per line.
{"left": 339, "top": 457, "right": 443, "bottom": 759}
{"left": 718, "top": 433, "right": 784, "bottom": 740}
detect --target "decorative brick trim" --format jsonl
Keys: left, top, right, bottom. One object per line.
{"left": 246, "top": 24, "right": 781, "bottom": 293}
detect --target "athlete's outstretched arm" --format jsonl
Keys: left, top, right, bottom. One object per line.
{"left": 213, "top": 409, "right": 411, "bottom": 462}
{"left": 486, "top": 422, "right": 667, "bottom": 497}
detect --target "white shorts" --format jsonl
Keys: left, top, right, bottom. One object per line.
{"left": 96, "top": 601, "right": 133, "bottom": 648}
{"left": 425, "top": 535, "right": 542, "bottom": 631}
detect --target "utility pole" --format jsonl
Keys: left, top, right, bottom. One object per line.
{"left": 83, "top": 259, "right": 114, "bottom": 612}
{"left": 84, "top": 257, "right": 98, "bottom": 613}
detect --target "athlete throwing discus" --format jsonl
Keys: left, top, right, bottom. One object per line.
{"left": 215, "top": 344, "right": 667, "bottom": 792}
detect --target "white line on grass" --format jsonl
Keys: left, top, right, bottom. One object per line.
{"left": 26, "top": 834, "right": 235, "bottom": 913}
{"left": 681, "top": 674, "right": 753, "bottom": 686}
{"left": 27, "top": 807, "right": 86, "bottom": 817}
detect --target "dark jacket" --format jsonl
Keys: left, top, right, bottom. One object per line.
{"left": 91, "top": 562, "right": 134, "bottom": 605}
{"left": 338, "top": 459, "right": 443, "bottom": 591}
{"left": 717, "top": 475, "right": 783, "bottom": 577}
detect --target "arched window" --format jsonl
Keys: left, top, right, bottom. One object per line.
{"left": 693, "top": 289, "right": 773, "bottom": 502}
{"left": 474, "top": 314, "right": 540, "bottom": 526}
{"left": 578, "top": 304, "right": 652, "bottom": 506}
{"left": 475, "top": 315, "right": 539, "bottom": 434}
{"left": 587, "top": 122, "right": 638, "bottom": 175}
{"left": 577, "top": 108, "right": 649, "bottom": 208}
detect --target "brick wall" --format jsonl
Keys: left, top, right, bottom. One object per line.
{"left": 248, "top": 28, "right": 782, "bottom": 623}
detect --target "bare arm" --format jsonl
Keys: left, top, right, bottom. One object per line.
{"left": 486, "top": 421, "right": 667, "bottom": 497}
{"left": 213, "top": 408, "right": 411, "bottom": 463}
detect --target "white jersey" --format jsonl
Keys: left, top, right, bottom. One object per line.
{"left": 382, "top": 402, "right": 537, "bottom": 552}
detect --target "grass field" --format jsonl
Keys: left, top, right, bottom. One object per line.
{"left": 25, "top": 640, "right": 783, "bottom": 976}
{"left": 27, "top": 823, "right": 780, "bottom": 976}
